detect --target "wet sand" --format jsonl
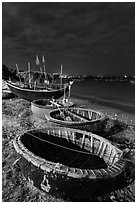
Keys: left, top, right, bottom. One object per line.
{"left": 2, "top": 97, "right": 135, "bottom": 202}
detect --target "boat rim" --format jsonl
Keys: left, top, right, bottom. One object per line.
{"left": 31, "top": 99, "right": 74, "bottom": 109}
{"left": 48, "top": 107, "right": 106, "bottom": 124}
{"left": 31, "top": 99, "right": 53, "bottom": 108}
{"left": 13, "top": 127, "right": 125, "bottom": 180}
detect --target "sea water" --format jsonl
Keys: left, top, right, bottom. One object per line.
{"left": 71, "top": 78, "right": 135, "bottom": 114}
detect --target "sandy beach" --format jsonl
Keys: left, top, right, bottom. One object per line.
{"left": 2, "top": 96, "right": 135, "bottom": 202}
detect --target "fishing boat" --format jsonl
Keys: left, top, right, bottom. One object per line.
{"left": 6, "top": 80, "right": 71, "bottom": 102}
{"left": 13, "top": 127, "right": 126, "bottom": 200}
{"left": 2, "top": 79, "right": 15, "bottom": 99}
{"left": 2, "top": 79, "right": 8, "bottom": 89}
{"left": 2, "top": 89, "right": 15, "bottom": 99}
{"left": 45, "top": 107, "right": 107, "bottom": 134}
{"left": 6, "top": 55, "right": 74, "bottom": 101}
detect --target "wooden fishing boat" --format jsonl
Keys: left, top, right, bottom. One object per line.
{"left": 13, "top": 127, "right": 126, "bottom": 200}
{"left": 31, "top": 99, "right": 74, "bottom": 120}
{"left": 2, "top": 79, "right": 8, "bottom": 89}
{"left": 6, "top": 80, "right": 71, "bottom": 102}
{"left": 45, "top": 107, "right": 107, "bottom": 134}
{"left": 2, "top": 79, "right": 15, "bottom": 99}
{"left": 2, "top": 89, "right": 15, "bottom": 99}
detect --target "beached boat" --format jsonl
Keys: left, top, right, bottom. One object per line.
{"left": 31, "top": 99, "right": 59, "bottom": 120}
{"left": 6, "top": 80, "right": 71, "bottom": 102}
{"left": 2, "top": 79, "right": 8, "bottom": 89}
{"left": 31, "top": 99, "right": 74, "bottom": 120}
{"left": 13, "top": 127, "right": 126, "bottom": 200}
{"left": 2, "top": 79, "right": 15, "bottom": 99}
{"left": 6, "top": 55, "right": 74, "bottom": 101}
{"left": 45, "top": 107, "right": 107, "bottom": 134}
{"left": 2, "top": 89, "right": 15, "bottom": 99}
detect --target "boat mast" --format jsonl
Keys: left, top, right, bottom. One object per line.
{"left": 60, "top": 64, "right": 63, "bottom": 85}
{"left": 42, "top": 54, "right": 47, "bottom": 83}
{"left": 68, "top": 81, "right": 73, "bottom": 101}
{"left": 28, "top": 62, "right": 31, "bottom": 88}
{"left": 42, "top": 54, "right": 46, "bottom": 75}
{"left": 36, "top": 54, "right": 40, "bottom": 71}
{"left": 63, "top": 83, "right": 66, "bottom": 101}
{"left": 68, "top": 82, "right": 71, "bottom": 100}
{"left": 15, "top": 64, "right": 21, "bottom": 85}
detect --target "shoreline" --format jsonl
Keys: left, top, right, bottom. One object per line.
{"left": 71, "top": 97, "right": 135, "bottom": 127}
{"left": 72, "top": 94, "right": 135, "bottom": 115}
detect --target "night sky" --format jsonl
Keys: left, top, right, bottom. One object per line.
{"left": 2, "top": 2, "right": 135, "bottom": 76}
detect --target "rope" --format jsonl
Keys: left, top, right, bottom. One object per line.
{"left": 50, "top": 100, "right": 66, "bottom": 119}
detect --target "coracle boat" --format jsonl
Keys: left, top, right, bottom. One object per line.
{"left": 6, "top": 80, "right": 71, "bottom": 102}
{"left": 45, "top": 107, "right": 107, "bottom": 134}
{"left": 31, "top": 99, "right": 59, "bottom": 120}
{"left": 31, "top": 99, "right": 74, "bottom": 120}
{"left": 13, "top": 127, "right": 126, "bottom": 200}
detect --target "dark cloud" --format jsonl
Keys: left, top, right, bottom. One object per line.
{"left": 2, "top": 2, "right": 135, "bottom": 76}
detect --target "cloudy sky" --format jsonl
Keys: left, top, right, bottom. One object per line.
{"left": 2, "top": 2, "right": 135, "bottom": 76}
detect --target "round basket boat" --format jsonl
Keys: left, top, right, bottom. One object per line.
{"left": 31, "top": 99, "right": 74, "bottom": 120}
{"left": 46, "top": 107, "right": 107, "bottom": 134}
{"left": 31, "top": 99, "right": 56, "bottom": 120}
{"left": 13, "top": 127, "right": 126, "bottom": 200}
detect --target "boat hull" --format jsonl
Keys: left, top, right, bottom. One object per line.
{"left": 13, "top": 127, "right": 126, "bottom": 200}
{"left": 46, "top": 107, "right": 107, "bottom": 134}
{"left": 31, "top": 99, "right": 74, "bottom": 120}
{"left": 2, "top": 90, "right": 15, "bottom": 99}
{"left": 16, "top": 156, "right": 126, "bottom": 200}
{"left": 6, "top": 81, "right": 69, "bottom": 102}
{"left": 31, "top": 99, "right": 55, "bottom": 120}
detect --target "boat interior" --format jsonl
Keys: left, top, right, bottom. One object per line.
{"left": 20, "top": 128, "right": 122, "bottom": 170}
{"left": 50, "top": 108, "right": 102, "bottom": 122}
{"left": 33, "top": 99, "right": 51, "bottom": 106}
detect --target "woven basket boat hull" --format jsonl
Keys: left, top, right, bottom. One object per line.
{"left": 6, "top": 81, "right": 69, "bottom": 102}
{"left": 31, "top": 99, "right": 55, "bottom": 120}
{"left": 13, "top": 127, "right": 126, "bottom": 200}
{"left": 31, "top": 99, "right": 74, "bottom": 120}
{"left": 46, "top": 107, "right": 107, "bottom": 134}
